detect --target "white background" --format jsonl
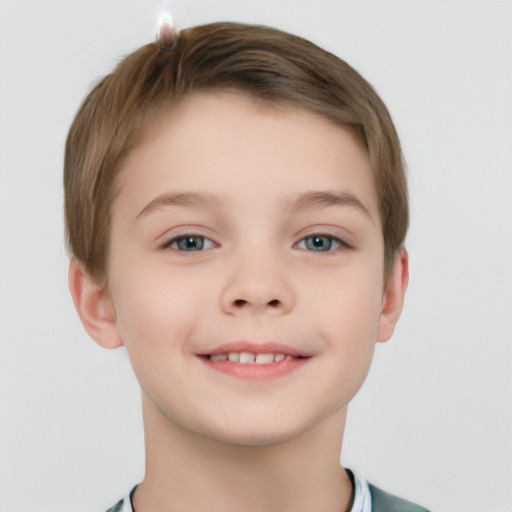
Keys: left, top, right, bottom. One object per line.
{"left": 1, "top": 1, "right": 511, "bottom": 511}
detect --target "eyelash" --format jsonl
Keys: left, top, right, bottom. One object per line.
{"left": 294, "top": 234, "right": 351, "bottom": 253}
{"left": 162, "top": 235, "right": 215, "bottom": 251}
{"left": 162, "top": 233, "right": 350, "bottom": 253}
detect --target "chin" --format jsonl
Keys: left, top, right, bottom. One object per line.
{"left": 190, "top": 411, "right": 329, "bottom": 448}
{"left": 203, "top": 428, "right": 302, "bottom": 448}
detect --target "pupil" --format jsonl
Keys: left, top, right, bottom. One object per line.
{"left": 179, "top": 237, "right": 203, "bottom": 250}
{"left": 308, "top": 236, "right": 331, "bottom": 251}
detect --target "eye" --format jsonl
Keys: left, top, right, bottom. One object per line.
{"left": 164, "top": 235, "right": 215, "bottom": 251}
{"left": 295, "top": 234, "right": 346, "bottom": 252}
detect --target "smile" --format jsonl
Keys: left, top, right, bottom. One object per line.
{"left": 208, "top": 352, "right": 295, "bottom": 364}
{"left": 199, "top": 343, "right": 310, "bottom": 381}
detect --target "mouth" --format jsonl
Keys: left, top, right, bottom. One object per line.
{"left": 206, "top": 352, "right": 299, "bottom": 364}
{"left": 197, "top": 343, "right": 311, "bottom": 380}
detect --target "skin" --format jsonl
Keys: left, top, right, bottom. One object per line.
{"left": 70, "top": 93, "right": 408, "bottom": 512}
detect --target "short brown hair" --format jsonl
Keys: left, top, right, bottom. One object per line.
{"left": 64, "top": 21, "right": 408, "bottom": 281}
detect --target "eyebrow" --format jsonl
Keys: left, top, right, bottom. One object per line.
{"left": 136, "top": 190, "right": 374, "bottom": 222}
{"left": 136, "top": 191, "right": 224, "bottom": 219}
{"left": 285, "top": 191, "right": 375, "bottom": 222}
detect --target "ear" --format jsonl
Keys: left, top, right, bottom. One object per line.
{"left": 376, "top": 249, "right": 409, "bottom": 343}
{"left": 68, "top": 259, "right": 124, "bottom": 349}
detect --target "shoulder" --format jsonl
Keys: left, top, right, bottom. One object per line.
{"left": 105, "top": 486, "right": 136, "bottom": 512}
{"left": 105, "top": 498, "right": 125, "bottom": 512}
{"left": 369, "top": 483, "right": 431, "bottom": 512}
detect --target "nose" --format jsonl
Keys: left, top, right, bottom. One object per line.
{"left": 220, "top": 250, "right": 295, "bottom": 316}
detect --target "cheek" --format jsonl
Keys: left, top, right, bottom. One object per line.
{"left": 109, "top": 264, "right": 212, "bottom": 365}
{"left": 313, "top": 266, "right": 383, "bottom": 374}
{"left": 319, "top": 291, "right": 380, "bottom": 361}
{"left": 315, "top": 258, "right": 383, "bottom": 331}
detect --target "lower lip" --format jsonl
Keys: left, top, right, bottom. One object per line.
{"left": 199, "top": 356, "right": 310, "bottom": 381}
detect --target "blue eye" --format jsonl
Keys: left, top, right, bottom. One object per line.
{"left": 296, "top": 235, "right": 343, "bottom": 252}
{"left": 166, "top": 236, "right": 214, "bottom": 251}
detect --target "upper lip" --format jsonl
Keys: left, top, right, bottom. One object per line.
{"left": 198, "top": 341, "right": 309, "bottom": 358}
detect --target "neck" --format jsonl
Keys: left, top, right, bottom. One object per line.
{"left": 134, "top": 392, "right": 353, "bottom": 512}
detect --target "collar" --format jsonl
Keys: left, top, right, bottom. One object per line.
{"left": 349, "top": 470, "right": 372, "bottom": 512}
{"left": 121, "top": 469, "right": 372, "bottom": 512}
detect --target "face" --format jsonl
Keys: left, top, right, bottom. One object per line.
{"left": 94, "top": 93, "right": 403, "bottom": 445}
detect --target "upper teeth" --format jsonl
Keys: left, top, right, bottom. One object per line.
{"left": 209, "top": 352, "right": 291, "bottom": 364}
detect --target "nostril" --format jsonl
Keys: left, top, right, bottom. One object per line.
{"left": 268, "top": 299, "right": 280, "bottom": 308}
{"left": 234, "top": 299, "right": 246, "bottom": 307}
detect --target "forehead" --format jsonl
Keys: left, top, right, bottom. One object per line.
{"left": 115, "top": 92, "right": 378, "bottom": 219}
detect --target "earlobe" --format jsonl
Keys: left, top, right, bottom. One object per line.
{"left": 376, "top": 250, "right": 409, "bottom": 343}
{"left": 68, "top": 259, "right": 123, "bottom": 349}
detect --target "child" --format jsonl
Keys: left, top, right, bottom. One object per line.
{"left": 64, "top": 20, "right": 430, "bottom": 512}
